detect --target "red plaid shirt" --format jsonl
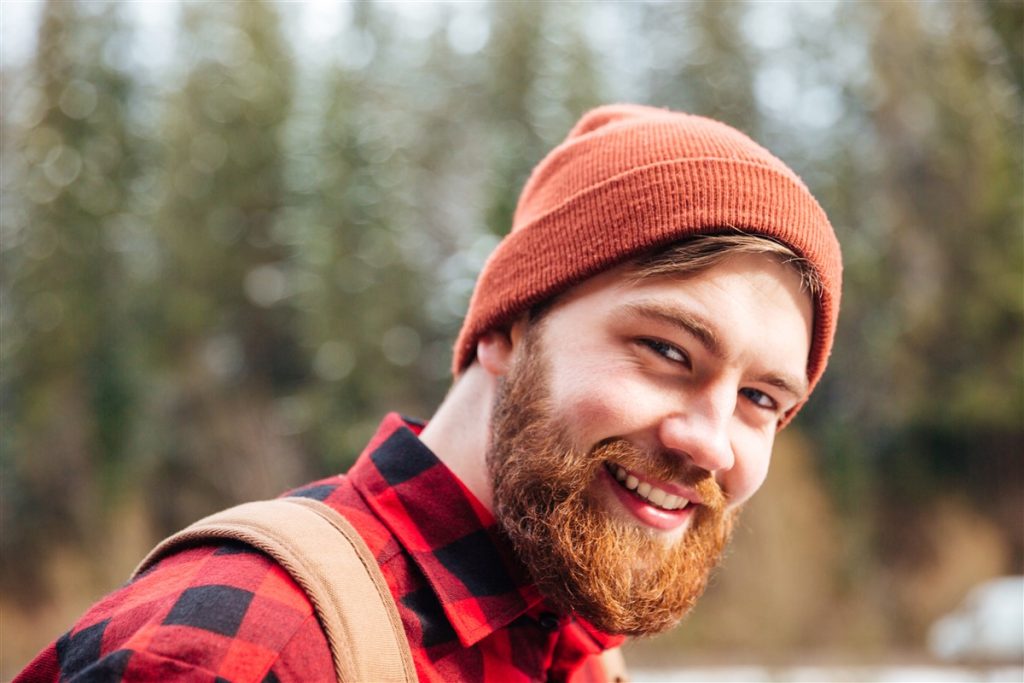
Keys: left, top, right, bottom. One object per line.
{"left": 17, "top": 414, "right": 623, "bottom": 682}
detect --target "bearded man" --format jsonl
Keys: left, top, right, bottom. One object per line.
{"left": 18, "top": 105, "right": 841, "bottom": 683}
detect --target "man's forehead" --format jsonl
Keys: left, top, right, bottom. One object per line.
{"left": 541, "top": 243, "right": 813, "bottom": 311}
{"left": 526, "top": 250, "right": 814, "bottom": 386}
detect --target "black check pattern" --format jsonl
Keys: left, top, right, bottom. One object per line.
{"left": 55, "top": 618, "right": 109, "bottom": 677}
{"left": 16, "top": 413, "right": 623, "bottom": 683}
{"left": 163, "top": 585, "right": 254, "bottom": 637}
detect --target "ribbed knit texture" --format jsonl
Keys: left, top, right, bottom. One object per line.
{"left": 454, "top": 104, "right": 842, "bottom": 424}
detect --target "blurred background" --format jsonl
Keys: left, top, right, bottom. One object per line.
{"left": 1, "top": 0, "right": 1021, "bottom": 678}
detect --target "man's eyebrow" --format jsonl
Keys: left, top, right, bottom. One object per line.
{"left": 618, "top": 300, "right": 724, "bottom": 359}
{"left": 757, "top": 373, "right": 809, "bottom": 402}
{"left": 617, "top": 300, "right": 809, "bottom": 399}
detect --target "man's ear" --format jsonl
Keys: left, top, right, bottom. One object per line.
{"left": 477, "top": 317, "right": 530, "bottom": 377}
{"left": 476, "top": 329, "right": 515, "bottom": 377}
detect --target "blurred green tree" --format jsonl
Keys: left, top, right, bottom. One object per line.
{"left": 794, "top": 0, "right": 1024, "bottom": 641}
{"left": 482, "top": 0, "right": 550, "bottom": 237}
{"left": 1, "top": 0, "right": 141, "bottom": 600}
{"left": 141, "top": 0, "right": 307, "bottom": 534}
{"left": 640, "top": 0, "right": 759, "bottom": 133}
{"left": 859, "top": 0, "right": 1023, "bottom": 631}
{"left": 289, "top": 2, "right": 450, "bottom": 470}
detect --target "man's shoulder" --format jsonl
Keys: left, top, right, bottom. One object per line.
{"left": 16, "top": 469, "right": 409, "bottom": 683}
{"left": 20, "top": 541, "right": 332, "bottom": 682}
{"left": 15, "top": 475, "right": 376, "bottom": 683}
{"left": 285, "top": 473, "right": 403, "bottom": 563}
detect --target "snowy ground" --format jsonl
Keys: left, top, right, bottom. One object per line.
{"left": 627, "top": 666, "right": 1024, "bottom": 682}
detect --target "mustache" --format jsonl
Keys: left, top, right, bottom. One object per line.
{"left": 592, "top": 438, "right": 727, "bottom": 512}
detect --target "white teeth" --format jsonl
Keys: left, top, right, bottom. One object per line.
{"left": 609, "top": 462, "right": 689, "bottom": 512}
{"left": 647, "top": 488, "right": 667, "bottom": 507}
{"left": 665, "top": 495, "right": 691, "bottom": 511}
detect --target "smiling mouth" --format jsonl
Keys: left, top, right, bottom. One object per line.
{"left": 604, "top": 462, "right": 691, "bottom": 512}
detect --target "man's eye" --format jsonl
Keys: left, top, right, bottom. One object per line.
{"left": 740, "top": 387, "right": 777, "bottom": 411}
{"left": 640, "top": 339, "right": 688, "bottom": 365}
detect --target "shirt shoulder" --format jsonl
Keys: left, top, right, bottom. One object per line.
{"left": 16, "top": 541, "right": 332, "bottom": 682}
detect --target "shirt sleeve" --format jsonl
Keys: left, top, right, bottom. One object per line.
{"left": 12, "top": 543, "right": 333, "bottom": 683}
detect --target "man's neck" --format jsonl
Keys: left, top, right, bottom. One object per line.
{"left": 419, "top": 363, "right": 497, "bottom": 511}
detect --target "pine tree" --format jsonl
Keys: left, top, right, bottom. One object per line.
{"left": 640, "top": 0, "right": 759, "bottom": 133}
{"left": 481, "top": 0, "right": 551, "bottom": 237}
{"left": 143, "top": 0, "right": 306, "bottom": 533}
{"left": 1, "top": 0, "right": 140, "bottom": 598}
{"left": 291, "top": 2, "right": 454, "bottom": 471}
{"left": 861, "top": 0, "right": 1023, "bottom": 581}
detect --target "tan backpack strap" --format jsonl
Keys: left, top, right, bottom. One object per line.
{"left": 133, "top": 498, "right": 417, "bottom": 683}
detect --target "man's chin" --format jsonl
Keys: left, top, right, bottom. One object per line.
{"left": 491, "top": 453, "right": 737, "bottom": 636}
{"left": 507, "top": 502, "right": 738, "bottom": 637}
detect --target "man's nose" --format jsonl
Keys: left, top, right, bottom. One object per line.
{"left": 657, "top": 389, "right": 734, "bottom": 474}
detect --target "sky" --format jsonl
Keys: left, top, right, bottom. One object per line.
{"left": 0, "top": 1, "right": 495, "bottom": 73}
{"left": 1, "top": 0, "right": 846, "bottom": 159}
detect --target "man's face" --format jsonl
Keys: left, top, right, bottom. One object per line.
{"left": 486, "top": 252, "right": 813, "bottom": 636}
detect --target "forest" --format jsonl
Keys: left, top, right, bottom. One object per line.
{"left": 1, "top": 0, "right": 1021, "bottom": 675}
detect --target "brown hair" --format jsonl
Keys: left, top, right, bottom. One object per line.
{"left": 632, "top": 233, "right": 823, "bottom": 297}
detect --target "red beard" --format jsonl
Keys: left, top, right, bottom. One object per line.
{"left": 487, "top": 328, "right": 738, "bottom": 636}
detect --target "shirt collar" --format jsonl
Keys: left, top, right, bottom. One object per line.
{"left": 348, "top": 413, "right": 545, "bottom": 647}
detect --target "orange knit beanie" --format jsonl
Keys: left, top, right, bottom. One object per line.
{"left": 454, "top": 104, "right": 842, "bottom": 418}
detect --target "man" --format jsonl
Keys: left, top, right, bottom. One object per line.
{"left": 18, "top": 104, "right": 841, "bottom": 682}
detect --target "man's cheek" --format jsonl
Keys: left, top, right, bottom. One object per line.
{"left": 724, "top": 450, "right": 771, "bottom": 509}
{"left": 555, "top": 379, "right": 667, "bottom": 445}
